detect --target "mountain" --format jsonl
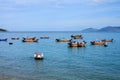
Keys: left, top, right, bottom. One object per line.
{"left": 81, "top": 26, "right": 120, "bottom": 32}
{"left": 81, "top": 28, "right": 98, "bottom": 32}
{"left": 0, "top": 28, "right": 7, "bottom": 32}
{"left": 98, "top": 26, "right": 120, "bottom": 32}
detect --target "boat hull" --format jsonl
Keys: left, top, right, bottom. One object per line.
{"left": 71, "top": 35, "right": 83, "bottom": 39}
{"left": 102, "top": 39, "right": 113, "bottom": 42}
{"left": 91, "top": 41, "right": 105, "bottom": 45}
{"left": 22, "top": 37, "right": 38, "bottom": 42}
{"left": 11, "top": 38, "right": 19, "bottom": 40}
{"left": 40, "top": 37, "right": 49, "bottom": 39}
{"left": 68, "top": 42, "right": 86, "bottom": 47}
{"left": 0, "top": 38, "right": 7, "bottom": 41}
{"left": 56, "top": 39, "right": 72, "bottom": 42}
{"left": 34, "top": 57, "right": 44, "bottom": 60}
{"left": 22, "top": 39, "right": 38, "bottom": 42}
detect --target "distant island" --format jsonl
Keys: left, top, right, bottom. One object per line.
{"left": 1, "top": 26, "right": 120, "bottom": 32}
{"left": 0, "top": 28, "right": 7, "bottom": 32}
{"left": 81, "top": 26, "right": 120, "bottom": 33}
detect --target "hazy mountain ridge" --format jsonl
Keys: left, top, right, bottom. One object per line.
{"left": 0, "top": 28, "right": 7, "bottom": 32}
{"left": 81, "top": 28, "right": 98, "bottom": 32}
{"left": 81, "top": 26, "right": 120, "bottom": 32}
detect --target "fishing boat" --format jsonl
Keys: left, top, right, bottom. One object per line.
{"left": 91, "top": 41, "right": 105, "bottom": 45}
{"left": 102, "top": 39, "right": 113, "bottom": 42}
{"left": 22, "top": 39, "right": 38, "bottom": 42}
{"left": 71, "top": 35, "right": 83, "bottom": 39}
{"left": 0, "top": 38, "right": 7, "bottom": 41}
{"left": 56, "top": 39, "right": 72, "bottom": 42}
{"left": 40, "top": 36, "right": 49, "bottom": 39}
{"left": 11, "top": 37, "right": 19, "bottom": 40}
{"left": 22, "top": 37, "right": 38, "bottom": 42}
{"left": 23, "top": 37, "right": 36, "bottom": 40}
{"left": 68, "top": 42, "right": 78, "bottom": 47}
{"left": 68, "top": 41, "right": 86, "bottom": 47}
{"left": 34, "top": 53, "right": 44, "bottom": 60}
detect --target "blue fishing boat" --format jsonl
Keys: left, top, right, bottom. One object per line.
{"left": 0, "top": 38, "right": 7, "bottom": 41}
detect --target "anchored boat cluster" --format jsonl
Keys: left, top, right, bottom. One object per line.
{"left": 0, "top": 34, "right": 113, "bottom": 60}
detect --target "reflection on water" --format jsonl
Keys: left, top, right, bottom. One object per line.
{"left": 68, "top": 47, "right": 86, "bottom": 55}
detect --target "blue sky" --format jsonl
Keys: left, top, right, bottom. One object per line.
{"left": 0, "top": 0, "right": 120, "bottom": 31}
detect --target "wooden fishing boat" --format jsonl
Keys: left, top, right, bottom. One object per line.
{"left": 23, "top": 37, "right": 36, "bottom": 40}
{"left": 68, "top": 42, "right": 78, "bottom": 47}
{"left": 91, "top": 41, "right": 105, "bottom": 45}
{"left": 22, "top": 39, "right": 38, "bottom": 42}
{"left": 34, "top": 53, "right": 44, "bottom": 60}
{"left": 78, "top": 42, "right": 86, "bottom": 47}
{"left": 11, "top": 37, "right": 19, "bottom": 40}
{"left": 102, "top": 39, "right": 113, "bottom": 42}
{"left": 68, "top": 41, "right": 86, "bottom": 47}
{"left": 40, "top": 36, "right": 49, "bottom": 39}
{"left": 22, "top": 37, "right": 38, "bottom": 42}
{"left": 56, "top": 39, "right": 72, "bottom": 42}
{"left": 71, "top": 35, "right": 83, "bottom": 39}
{"left": 0, "top": 38, "right": 7, "bottom": 41}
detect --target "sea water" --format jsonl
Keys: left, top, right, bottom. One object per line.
{"left": 0, "top": 32, "right": 120, "bottom": 80}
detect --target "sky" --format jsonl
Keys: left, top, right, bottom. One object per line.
{"left": 0, "top": 0, "right": 120, "bottom": 31}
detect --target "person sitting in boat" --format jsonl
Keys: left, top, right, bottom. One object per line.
{"left": 34, "top": 52, "right": 44, "bottom": 58}
{"left": 34, "top": 53, "right": 40, "bottom": 57}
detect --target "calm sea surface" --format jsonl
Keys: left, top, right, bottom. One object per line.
{"left": 0, "top": 32, "right": 120, "bottom": 80}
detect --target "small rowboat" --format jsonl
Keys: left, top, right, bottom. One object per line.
{"left": 34, "top": 53, "right": 44, "bottom": 60}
